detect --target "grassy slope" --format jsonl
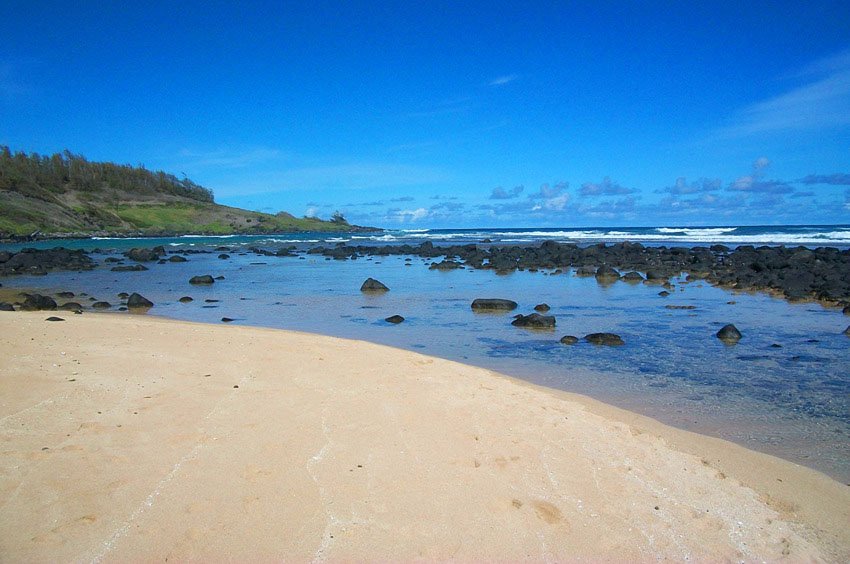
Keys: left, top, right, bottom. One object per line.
{"left": 0, "top": 191, "right": 374, "bottom": 236}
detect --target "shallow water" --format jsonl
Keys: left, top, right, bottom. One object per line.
{"left": 3, "top": 247, "right": 849, "bottom": 482}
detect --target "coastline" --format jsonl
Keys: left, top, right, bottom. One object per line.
{"left": 1, "top": 312, "right": 847, "bottom": 560}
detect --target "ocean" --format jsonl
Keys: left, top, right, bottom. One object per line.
{"left": 1, "top": 224, "right": 849, "bottom": 482}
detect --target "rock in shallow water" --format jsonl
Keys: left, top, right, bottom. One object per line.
{"left": 511, "top": 313, "right": 556, "bottom": 328}
{"left": 584, "top": 333, "right": 624, "bottom": 346}
{"left": 471, "top": 298, "right": 518, "bottom": 311}
{"left": 716, "top": 324, "right": 742, "bottom": 343}
{"left": 559, "top": 335, "right": 578, "bottom": 345}
{"left": 189, "top": 275, "right": 215, "bottom": 285}
{"left": 385, "top": 315, "right": 405, "bottom": 324}
{"left": 127, "top": 293, "right": 154, "bottom": 310}
{"left": 360, "top": 277, "right": 389, "bottom": 292}
{"left": 534, "top": 303, "right": 550, "bottom": 312}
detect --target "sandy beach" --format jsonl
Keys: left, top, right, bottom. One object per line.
{"left": 1, "top": 311, "right": 848, "bottom": 561}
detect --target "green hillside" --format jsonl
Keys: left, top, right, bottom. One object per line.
{"left": 0, "top": 147, "right": 377, "bottom": 237}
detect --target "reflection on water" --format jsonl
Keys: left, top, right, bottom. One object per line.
{"left": 4, "top": 250, "right": 849, "bottom": 482}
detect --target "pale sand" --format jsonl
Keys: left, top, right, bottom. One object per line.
{"left": 0, "top": 312, "right": 848, "bottom": 562}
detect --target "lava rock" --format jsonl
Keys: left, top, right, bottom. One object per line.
{"left": 559, "top": 335, "right": 578, "bottom": 345}
{"left": 179, "top": 296, "right": 194, "bottom": 303}
{"left": 56, "top": 291, "right": 75, "bottom": 298}
{"left": 20, "top": 294, "right": 57, "bottom": 311}
{"left": 58, "top": 302, "right": 83, "bottom": 312}
{"left": 168, "top": 255, "right": 188, "bottom": 263}
{"left": 111, "top": 264, "right": 148, "bottom": 272}
{"left": 385, "top": 315, "right": 405, "bottom": 324}
{"left": 584, "top": 333, "right": 625, "bottom": 346}
{"left": 658, "top": 291, "right": 670, "bottom": 297}
{"left": 91, "top": 301, "right": 112, "bottom": 309}
{"left": 716, "top": 324, "right": 742, "bottom": 343}
{"left": 360, "top": 278, "right": 389, "bottom": 292}
{"left": 189, "top": 275, "right": 215, "bottom": 285}
{"left": 127, "top": 293, "right": 154, "bottom": 309}
{"left": 0, "top": 302, "right": 14, "bottom": 311}
{"left": 471, "top": 298, "right": 518, "bottom": 311}
{"left": 221, "top": 317, "right": 235, "bottom": 323}
{"left": 45, "top": 316, "right": 65, "bottom": 322}
{"left": 125, "top": 247, "right": 164, "bottom": 262}
{"left": 218, "top": 254, "right": 230, "bottom": 260}
{"left": 595, "top": 266, "right": 621, "bottom": 283}
{"left": 621, "top": 271, "right": 645, "bottom": 282}
{"left": 511, "top": 313, "right": 556, "bottom": 328}
{"left": 534, "top": 303, "right": 550, "bottom": 313}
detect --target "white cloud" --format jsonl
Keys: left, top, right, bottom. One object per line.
{"left": 718, "top": 51, "right": 850, "bottom": 137}
{"left": 388, "top": 207, "right": 429, "bottom": 223}
{"left": 489, "top": 74, "right": 518, "bottom": 86}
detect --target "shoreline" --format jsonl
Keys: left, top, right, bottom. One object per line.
{"left": 1, "top": 312, "right": 848, "bottom": 560}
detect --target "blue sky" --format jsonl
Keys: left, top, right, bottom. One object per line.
{"left": 1, "top": 1, "right": 849, "bottom": 228}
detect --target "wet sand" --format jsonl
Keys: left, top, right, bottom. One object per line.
{"left": 1, "top": 311, "right": 848, "bottom": 561}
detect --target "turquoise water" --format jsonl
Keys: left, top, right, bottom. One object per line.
{"left": 3, "top": 242, "right": 848, "bottom": 482}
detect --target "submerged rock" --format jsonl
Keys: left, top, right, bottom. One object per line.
{"left": 385, "top": 315, "right": 405, "bottom": 324}
{"left": 584, "top": 333, "right": 625, "bottom": 346}
{"left": 511, "top": 313, "right": 556, "bottom": 328}
{"left": 168, "top": 255, "right": 188, "bottom": 263}
{"left": 595, "top": 266, "right": 621, "bottom": 283}
{"left": 471, "top": 298, "right": 518, "bottom": 311}
{"left": 534, "top": 303, "right": 550, "bottom": 313}
{"left": 178, "top": 296, "right": 194, "bottom": 303}
{"left": 189, "top": 275, "right": 215, "bottom": 285}
{"left": 111, "top": 264, "right": 148, "bottom": 272}
{"left": 559, "top": 335, "right": 578, "bottom": 345}
{"left": 716, "top": 324, "right": 742, "bottom": 343}
{"left": 360, "top": 277, "right": 389, "bottom": 292}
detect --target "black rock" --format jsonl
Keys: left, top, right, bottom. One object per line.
{"left": 429, "top": 260, "right": 463, "bottom": 271}
{"left": 716, "top": 324, "right": 742, "bottom": 343}
{"left": 168, "top": 255, "right": 188, "bottom": 263}
{"left": 58, "top": 302, "right": 83, "bottom": 312}
{"left": 214, "top": 276, "right": 225, "bottom": 280}
{"left": 218, "top": 254, "right": 230, "bottom": 259}
{"left": 534, "top": 303, "right": 550, "bottom": 313}
{"left": 56, "top": 291, "right": 75, "bottom": 298}
{"left": 559, "top": 335, "right": 578, "bottom": 345}
{"left": 117, "top": 292, "right": 129, "bottom": 299}
{"left": 20, "top": 294, "right": 57, "bottom": 311}
{"left": 621, "top": 271, "right": 644, "bottom": 282}
{"left": 385, "top": 315, "right": 405, "bottom": 324}
{"left": 189, "top": 275, "right": 215, "bottom": 285}
{"left": 511, "top": 313, "right": 556, "bottom": 328}
{"left": 221, "top": 317, "right": 235, "bottom": 323}
{"left": 665, "top": 305, "right": 697, "bottom": 310}
{"left": 360, "top": 278, "right": 389, "bottom": 292}
{"left": 595, "top": 266, "right": 620, "bottom": 283}
{"left": 0, "top": 302, "right": 14, "bottom": 311}
{"left": 45, "top": 316, "right": 65, "bottom": 322}
{"left": 125, "top": 247, "right": 163, "bottom": 262}
{"left": 471, "top": 298, "right": 518, "bottom": 311}
{"left": 179, "top": 296, "right": 194, "bottom": 303}
{"left": 584, "top": 333, "right": 625, "bottom": 346}
{"left": 127, "top": 293, "right": 154, "bottom": 309}
{"left": 91, "top": 301, "right": 112, "bottom": 309}
{"left": 843, "top": 305, "right": 850, "bottom": 315}
{"left": 658, "top": 291, "right": 670, "bottom": 297}
{"left": 111, "top": 264, "right": 148, "bottom": 272}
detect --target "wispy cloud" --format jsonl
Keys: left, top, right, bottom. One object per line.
{"left": 717, "top": 50, "right": 850, "bottom": 137}
{"left": 490, "top": 185, "right": 524, "bottom": 199}
{"left": 178, "top": 147, "right": 286, "bottom": 169}
{"left": 657, "top": 177, "right": 721, "bottom": 195}
{"left": 799, "top": 173, "right": 850, "bottom": 185}
{"left": 579, "top": 177, "right": 635, "bottom": 197}
{"left": 489, "top": 74, "right": 518, "bottom": 87}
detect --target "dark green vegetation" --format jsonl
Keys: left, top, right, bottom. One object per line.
{"left": 0, "top": 147, "right": 376, "bottom": 237}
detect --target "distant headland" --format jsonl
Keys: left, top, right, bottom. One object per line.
{"left": 0, "top": 147, "right": 379, "bottom": 240}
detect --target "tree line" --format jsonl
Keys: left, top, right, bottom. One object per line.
{"left": 0, "top": 146, "right": 214, "bottom": 204}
